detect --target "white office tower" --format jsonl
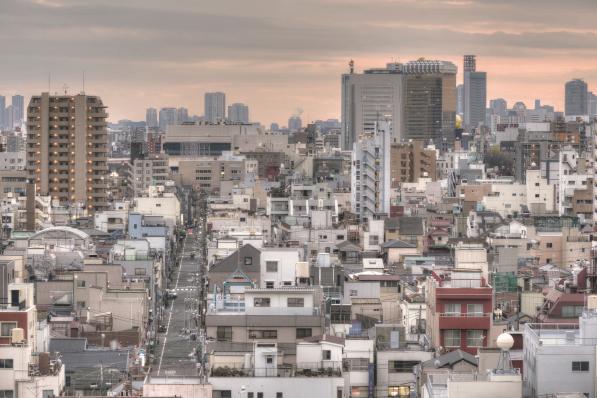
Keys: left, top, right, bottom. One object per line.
{"left": 351, "top": 121, "right": 391, "bottom": 221}
{"left": 146, "top": 107, "right": 158, "bottom": 128}
{"left": 341, "top": 62, "right": 403, "bottom": 150}
{"left": 228, "top": 103, "right": 249, "bottom": 123}
{"left": 205, "top": 92, "right": 226, "bottom": 123}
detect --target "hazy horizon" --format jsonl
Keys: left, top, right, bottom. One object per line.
{"left": 2, "top": 0, "right": 596, "bottom": 125}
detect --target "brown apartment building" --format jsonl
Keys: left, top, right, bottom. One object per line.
{"left": 390, "top": 141, "right": 437, "bottom": 187}
{"left": 26, "top": 93, "right": 109, "bottom": 212}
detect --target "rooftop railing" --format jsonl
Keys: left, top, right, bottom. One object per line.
{"left": 210, "top": 362, "right": 342, "bottom": 378}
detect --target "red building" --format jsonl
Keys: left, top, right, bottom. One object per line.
{"left": 426, "top": 268, "right": 493, "bottom": 354}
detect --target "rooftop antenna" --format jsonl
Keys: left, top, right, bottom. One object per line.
{"left": 495, "top": 332, "right": 515, "bottom": 373}
{"left": 82, "top": 70, "right": 85, "bottom": 94}
{"left": 349, "top": 59, "right": 354, "bottom": 74}
{"left": 48, "top": 72, "right": 51, "bottom": 93}
{"left": 62, "top": 84, "right": 69, "bottom": 95}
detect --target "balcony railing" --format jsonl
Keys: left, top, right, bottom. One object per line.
{"left": 210, "top": 362, "right": 342, "bottom": 377}
{"left": 439, "top": 313, "right": 491, "bottom": 318}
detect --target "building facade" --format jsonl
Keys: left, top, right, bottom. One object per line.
{"left": 26, "top": 93, "right": 109, "bottom": 212}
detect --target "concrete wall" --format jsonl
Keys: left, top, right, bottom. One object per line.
{"left": 209, "top": 376, "right": 343, "bottom": 398}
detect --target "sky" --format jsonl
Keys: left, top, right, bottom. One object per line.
{"left": 1, "top": 0, "right": 597, "bottom": 126}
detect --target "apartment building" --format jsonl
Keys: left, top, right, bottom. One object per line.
{"left": 390, "top": 141, "right": 437, "bottom": 186}
{"left": 128, "top": 153, "right": 169, "bottom": 196}
{"left": 426, "top": 269, "right": 493, "bottom": 354}
{"left": 26, "top": 93, "right": 109, "bottom": 212}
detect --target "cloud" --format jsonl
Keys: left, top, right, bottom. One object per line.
{"left": 0, "top": 0, "right": 596, "bottom": 123}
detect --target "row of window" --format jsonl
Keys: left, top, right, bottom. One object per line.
{"left": 253, "top": 297, "right": 304, "bottom": 307}
{"left": 214, "top": 392, "right": 283, "bottom": 398}
{"left": 443, "top": 303, "right": 484, "bottom": 316}
{"left": 444, "top": 329, "right": 484, "bottom": 347}
{"left": 216, "top": 327, "right": 312, "bottom": 341}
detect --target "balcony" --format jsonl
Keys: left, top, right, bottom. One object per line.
{"left": 210, "top": 362, "right": 342, "bottom": 378}
{"left": 438, "top": 312, "right": 491, "bottom": 330}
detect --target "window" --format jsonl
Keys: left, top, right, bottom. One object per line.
{"left": 444, "top": 303, "right": 461, "bottom": 316}
{"left": 444, "top": 329, "right": 461, "bottom": 347}
{"left": 76, "top": 279, "right": 86, "bottom": 288}
{"left": 277, "top": 393, "right": 283, "bottom": 398}
{"left": 466, "top": 330, "right": 484, "bottom": 347}
{"left": 287, "top": 298, "right": 304, "bottom": 307}
{"left": 77, "top": 301, "right": 86, "bottom": 309}
{"left": 0, "top": 359, "right": 13, "bottom": 369}
{"left": 535, "top": 194, "right": 540, "bottom": 198}
{"left": 248, "top": 394, "right": 254, "bottom": 398}
{"left": 216, "top": 326, "right": 232, "bottom": 341}
{"left": 389, "top": 360, "right": 420, "bottom": 373}
{"left": 134, "top": 268, "right": 146, "bottom": 276}
{"left": 296, "top": 328, "right": 312, "bottom": 338}
{"left": 244, "top": 257, "right": 253, "bottom": 265}
{"left": 254, "top": 298, "right": 271, "bottom": 307}
{"left": 350, "top": 289, "right": 358, "bottom": 297}
{"left": 213, "top": 391, "right": 231, "bottom": 398}
{"left": 323, "top": 350, "right": 332, "bottom": 360}
{"left": 368, "top": 235, "right": 379, "bottom": 246}
{"left": 266, "top": 261, "right": 278, "bottom": 272}
{"left": 257, "top": 393, "right": 263, "bottom": 398}
{"left": 0, "top": 322, "right": 17, "bottom": 337}
{"left": 562, "top": 305, "right": 584, "bottom": 318}
{"left": 0, "top": 391, "right": 13, "bottom": 398}
{"left": 266, "top": 356, "right": 273, "bottom": 364}
{"left": 467, "top": 304, "right": 483, "bottom": 316}
{"left": 265, "top": 281, "right": 274, "bottom": 289}
{"left": 249, "top": 330, "right": 277, "bottom": 339}
{"left": 546, "top": 242, "right": 553, "bottom": 248}
{"left": 572, "top": 361, "right": 590, "bottom": 372}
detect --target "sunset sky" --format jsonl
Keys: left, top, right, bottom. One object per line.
{"left": 2, "top": 0, "right": 597, "bottom": 125}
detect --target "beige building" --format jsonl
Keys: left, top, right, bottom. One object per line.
{"left": 26, "top": 93, "right": 109, "bottom": 213}
{"left": 128, "top": 153, "right": 169, "bottom": 196}
{"left": 176, "top": 154, "right": 257, "bottom": 195}
{"left": 390, "top": 141, "right": 437, "bottom": 186}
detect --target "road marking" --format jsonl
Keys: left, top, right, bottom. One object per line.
{"left": 157, "top": 237, "right": 186, "bottom": 375}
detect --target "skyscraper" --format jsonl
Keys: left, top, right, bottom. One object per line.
{"left": 26, "top": 93, "right": 109, "bottom": 212}
{"left": 565, "top": 79, "right": 588, "bottom": 116}
{"left": 176, "top": 107, "right": 189, "bottom": 124}
{"left": 228, "top": 103, "right": 249, "bottom": 123}
{"left": 10, "top": 95, "right": 24, "bottom": 128}
{"left": 489, "top": 98, "right": 507, "bottom": 117}
{"left": 288, "top": 116, "right": 302, "bottom": 132}
{"left": 463, "top": 55, "right": 487, "bottom": 130}
{"left": 402, "top": 60, "right": 457, "bottom": 143}
{"left": 146, "top": 107, "right": 158, "bottom": 128}
{"left": 204, "top": 92, "right": 226, "bottom": 123}
{"left": 588, "top": 92, "right": 597, "bottom": 118}
{"left": 158, "top": 107, "right": 177, "bottom": 131}
{"left": 341, "top": 62, "right": 403, "bottom": 149}
{"left": 0, "top": 96, "right": 5, "bottom": 130}
{"left": 457, "top": 84, "right": 464, "bottom": 115}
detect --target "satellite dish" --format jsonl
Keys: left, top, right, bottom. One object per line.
{"left": 496, "top": 333, "right": 514, "bottom": 351}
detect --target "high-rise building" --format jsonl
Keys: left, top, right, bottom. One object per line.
{"left": 390, "top": 141, "right": 437, "bottom": 186}
{"left": 288, "top": 116, "right": 302, "bottom": 132}
{"left": 11, "top": 95, "right": 24, "bottom": 127}
{"left": 228, "top": 103, "right": 249, "bottom": 123}
{"left": 402, "top": 60, "right": 457, "bottom": 143}
{"left": 146, "top": 107, "right": 158, "bottom": 128}
{"left": 489, "top": 98, "right": 507, "bottom": 117}
{"left": 341, "top": 62, "right": 403, "bottom": 150}
{"left": 565, "top": 78, "right": 588, "bottom": 116}
{"left": 158, "top": 107, "right": 177, "bottom": 132}
{"left": 457, "top": 84, "right": 464, "bottom": 115}
{"left": 351, "top": 121, "right": 391, "bottom": 221}
{"left": 26, "top": 93, "right": 109, "bottom": 212}
{"left": 588, "top": 92, "right": 597, "bottom": 118}
{"left": 0, "top": 95, "right": 5, "bottom": 130}
{"left": 463, "top": 55, "right": 487, "bottom": 130}
{"left": 204, "top": 92, "right": 226, "bottom": 123}
{"left": 4, "top": 106, "right": 14, "bottom": 130}
{"left": 176, "top": 107, "right": 189, "bottom": 124}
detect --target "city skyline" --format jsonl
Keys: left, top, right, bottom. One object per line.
{"left": 1, "top": 0, "right": 597, "bottom": 125}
